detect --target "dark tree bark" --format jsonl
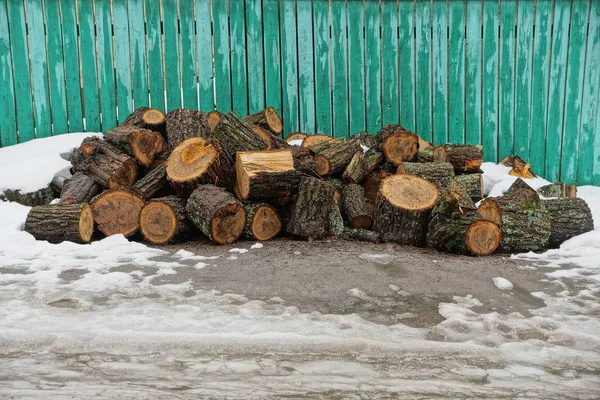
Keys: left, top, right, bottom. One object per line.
{"left": 212, "top": 112, "right": 268, "bottom": 153}
{"left": 313, "top": 139, "right": 362, "bottom": 176}
{"left": 122, "top": 107, "right": 166, "bottom": 133}
{"left": 396, "top": 161, "right": 455, "bottom": 190}
{"left": 433, "top": 144, "right": 483, "bottom": 173}
{"left": 342, "top": 149, "right": 383, "bottom": 184}
{"left": 25, "top": 203, "right": 94, "bottom": 244}
{"left": 454, "top": 174, "right": 484, "bottom": 202}
{"left": 341, "top": 227, "right": 380, "bottom": 243}
{"left": 342, "top": 183, "right": 372, "bottom": 229}
{"left": 538, "top": 182, "right": 566, "bottom": 198}
{"left": 287, "top": 177, "right": 336, "bottom": 240}
{"left": 2, "top": 187, "right": 55, "bottom": 207}
{"left": 59, "top": 172, "right": 100, "bottom": 204}
{"left": 165, "top": 108, "right": 211, "bottom": 152}
{"left": 543, "top": 198, "right": 594, "bottom": 248}
{"left": 105, "top": 125, "right": 165, "bottom": 167}
{"left": 132, "top": 163, "right": 168, "bottom": 200}
{"left": 427, "top": 213, "right": 501, "bottom": 256}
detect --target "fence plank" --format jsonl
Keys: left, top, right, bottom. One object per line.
{"left": 464, "top": 0, "right": 481, "bottom": 145}
{"left": 545, "top": 0, "right": 571, "bottom": 182}
{"left": 348, "top": 0, "right": 365, "bottom": 134}
{"left": 25, "top": 0, "right": 51, "bottom": 137}
{"left": 212, "top": 0, "right": 232, "bottom": 112}
{"left": 432, "top": 0, "right": 447, "bottom": 145}
{"left": 162, "top": 0, "right": 182, "bottom": 111}
{"left": 447, "top": 0, "right": 465, "bottom": 144}
{"left": 77, "top": 0, "right": 100, "bottom": 132}
{"left": 513, "top": 0, "right": 533, "bottom": 159}
{"left": 95, "top": 0, "right": 117, "bottom": 131}
{"left": 113, "top": 0, "right": 133, "bottom": 120}
{"left": 415, "top": 0, "right": 432, "bottom": 141}
{"left": 381, "top": 0, "right": 399, "bottom": 126}
{"left": 0, "top": 0, "right": 17, "bottom": 146}
{"left": 297, "top": 0, "right": 316, "bottom": 132}
{"left": 263, "top": 0, "right": 282, "bottom": 118}
{"left": 145, "top": 0, "right": 164, "bottom": 110}
{"left": 331, "top": 0, "right": 348, "bottom": 138}
{"left": 280, "top": 0, "right": 299, "bottom": 135}
{"left": 498, "top": 0, "right": 516, "bottom": 159}
{"left": 313, "top": 0, "right": 332, "bottom": 135}
{"left": 229, "top": 0, "right": 248, "bottom": 116}
{"left": 482, "top": 0, "right": 498, "bottom": 162}
{"left": 365, "top": 0, "right": 381, "bottom": 134}
{"left": 127, "top": 0, "right": 149, "bottom": 110}
{"left": 179, "top": 0, "right": 197, "bottom": 109}
{"left": 196, "top": 0, "right": 214, "bottom": 111}
{"left": 7, "top": 0, "right": 34, "bottom": 141}
{"left": 45, "top": 0, "right": 69, "bottom": 135}
{"left": 246, "top": 0, "right": 265, "bottom": 114}
{"left": 398, "top": 0, "right": 415, "bottom": 132}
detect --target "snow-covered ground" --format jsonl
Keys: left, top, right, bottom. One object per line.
{"left": 1, "top": 136, "right": 600, "bottom": 398}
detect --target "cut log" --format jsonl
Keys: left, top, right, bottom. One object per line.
{"left": 565, "top": 184, "right": 577, "bottom": 198}
{"left": 286, "top": 132, "right": 308, "bottom": 143}
{"left": 432, "top": 179, "right": 477, "bottom": 214}
{"left": 323, "top": 178, "right": 343, "bottom": 207}
{"left": 90, "top": 189, "right": 145, "bottom": 237}
{"left": 212, "top": 112, "right": 268, "bottom": 153}
{"left": 508, "top": 156, "right": 536, "bottom": 179}
{"left": 59, "top": 172, "right": 100, "bottom": 204}
{"left": 434, "top": 144, "right": 483, "bottom": 173}
{"left": 538, "top": 182, "right": 566, "bottom": 198}
{"left": 290, "top": 146, "right": 317, "bottom": 176}
{"left": 122, "top": 107, "right": 166, "bottom": 133}
{"left": 301, "top": 134, "right": 341, "bottom": 148}
{"left": 207, "top": 110, "right": 223, "bottom": 131}
{"left": 132, "top": 163, "right": 168, "bottom": 200}
{"left": 476, "top": 198, "right": 503, "bottom": 226}
{"left": 503, "top": 177, "right": 534, "bottom": 197}
{"left": 376, "top": 124, "right": 419, "bottom": 165}
{"left": 313, "top": 139, "right": 362, "bottom": 176}
{"left": 396, "top": 161, "right": 455, "bottom": 189}
{"left": 341, "top": 227, "right": 380, "bottom": 243}
{"left": 287, "top": 177, "right": 335, "bottom": 240}
{"left": 165, "top": 108, "right": 211, "bottom": 150}
{"left": 454, "top": 174, "right": 484, "bottom": 202}
{"left": 186, "top": 184, "right": 247, "bottom": 245}
{"left": 244, "top": 203, "right": 282, "bottom": 241}
{"left": 242, "top": 107, "right": 283, "bottom": 135}
{"left": 105, "top": 125, "right": 165, "bottom": 166}
{"left": 342, "top": 184, "right": 372, "bottom": 229}
{"left": 328, "top": 201, "right": 344, "bottom": 237}
{"left": 2, "top": 187, "right": 55, "bottom": 207}
{"left": 342, "top": 149, "right": 383, "bottom": 184}
{"left": 427, "top": 213, "right": 501, "bottom": 256}
{"left": 139, "top": 195, "right": 192, "bottom": 244}
{"left": 416, "top": 146, "right": 434, "bottom": 163}
{"left": 70, "top": 137, "right": 137, "bottom": 188}
{"left": 543, "top": 198, "right": 594, "bottom": 248}
{"left": 235, "top": 150, "right": 301, "bottom": 200}
{"left": 24, "top": 203, "right": 94, "bottom": 244}
{"left": 372, "top": 174, "right": 440, "bottom": 246}
{"left": 363, "top": 169, "right": 392, "bottom": 203}
{"left": 350, "top": 131, "right": 378, "bottom": 149}
{"left": 252, "top": 125, "right": 274, "bottom": 149}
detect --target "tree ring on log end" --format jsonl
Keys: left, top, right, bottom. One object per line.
{"left": 382, "top": 132, "right": 418, "bottom": 165}
{"left": 167, "top": 138, "right": 218, "bottom": 182}
{"left": 79, "top": 204, "right": 95, "bottom": 242}
{"left": 477, "top": 198, "right": 502, "bottom": 226}
{"left": 142, "top": 108, "right": 166, "bottom": 125}
{"left": 379, "top": 175, "right": 439, "bottom": 211}
{"left": 107, "top": 159, "right": 137, "bottom": 189}
{"left": 131, "top": 130, "right": 160, "bottom": 166}
{"left": 265, "top": 107, "right": 283, "bottom": 134}
{"left": 90, "top": 190, "right": 145, "bottom": 237}
{"left": 251, "top": 205, "right": 282, "bottom": 241}
{"left": 140, "top": 201, "right": 177, "bottom": 245}
{"left": 211, "top": 204, "right": 247, "bottom": 245}
{"left": 314, "top": 155, "right": 330, "bottom": 176}
{"left": 466, "top": 220, "right": 501, "bottom": 256}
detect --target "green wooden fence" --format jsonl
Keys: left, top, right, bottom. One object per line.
{"left": 0, "top": 0, "right": 599, "bottom": 185}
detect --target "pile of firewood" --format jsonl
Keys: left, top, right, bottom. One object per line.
{"left": 20, "top": 106, "right": 594, "bottom": 256}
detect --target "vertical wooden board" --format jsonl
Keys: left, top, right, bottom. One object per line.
{"left": 380, "top": 0, "right": 399, "bottom": 125}
{"left": 529, "top": 0, "right": 552, "bottom": 177}
{"left": 7, "top": 0, "right": 34, "bottom": 141}
{"left": 313, "top": 0, "right": 332, "bottom": 135}
{"left": 246, "top": 0, "right": 265, "bottom": 114}
{"left": 498, "top": 0, "right": 516, "bottom": 159}
{"left": 512, "top": 0, "right": 533, "bottom": 159}
{"left": 45, "top": 0, "right": 69, "bottom": 135}
{"left": 365, "top": 0, "right": 381, "bottom": 133}
{"left": 545, "top": 0, "right": 571, "bottom": 182}
{"left": 415, "top": 0, "right": 432, "bottom": 141}
{"left": 0, "top": 0, "right": 17, "bottom": 146}
{"left": 331, "top": 0, "right": 348, "bottom": 138}
{"left": 297, "top": 0, "right": 316, "bottom": 133}
{"left": 145, "top": 0, "right": 165, "bottom": 110}
{"left": 212, "top": 0, "right": 231, "bottom": 112}
{"left": 432, "top": 0, "right": 447, "bottom": 145}
{"left": 77, "top": 0, "right": 100, "bottom": 131}
{"left": 127, "top": 0, "right": 149, "bottom": 110}
{"left": 263, "top": 0, "right": 282, "bottom": 118}
{"left": 398, "top": 0, "right": 415, "bottom": 132}
{"left": 280, "top": 0, "right": 299, "bottom": 135}
{"left": 482, "top": 0, "right": 499, "bottom": 162}
{"left": 229, "top": 0, "right": 248, "bottom": 116}
{"left": 162, "top": 0, "right": 182, "bottom": 111}
{"left": 95, "top": 0, "right": 117, "bottom": 131}
{"left": 579, "top": 0, "right": 600, "bottom": 184}
{"left": 447, "top": 0, "right": 465, "bottom": 144}
{"left": 560, "top": 0, "right": 590, "bottom": 184}
{"left": 179, "top": 0, "right": 197, "bottom": 109}
{"left": 347, "top": 0, "right": 365, "bottom": 134}
{"left": 196, "top": 0, "right": 214, "bottom": 111}
{"left": 113, "top": 0, "right": 133, "bottom": 120}
{"left": 465, "top": 0, "right": 481, "bottom": 145}
{"left": 25, "top": 0, "right": 51, "bottom": 137}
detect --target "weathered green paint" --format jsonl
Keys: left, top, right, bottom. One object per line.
{"left": 498, "top": 0, "right": 516, "bottom": 160}
{"left": 246, "top": 0, "right": 265, "bottom": 114}
{"left": 179, "top": 0, "right": 197, "bottom": 109}
{"left": 482, "top": 0, "right": 498, "bottom": 162}
{"left": 280, "top": 0, "right": 299, "bottom": 135}
{"left": 196, "top": 0, "right": 214, "bottom": 112}
{"left": 212, "top": 0, "right": 231, "bottom": 112}
{"left": 127, "top": 0, "right": 148, "bottom": 110}
{"left": 145, "top": 0, "right": 164, "bottom": 111}
{"left": 95, "top": 0, "right": 117, "bottom": 131}
{"left": 77, "top": 0, "right": 100, "bottom": 132}
{"left": 447, "top": 0, "right": 465, "bottom": 144}
{"left": 464, "top": 0, "right": 481, "bottom": 145}
{"left": 112, "top": 0, "right": 133, "bottom": 120}
{"left": 229, "top": 0, "right": 248, "bottom": 116}
{"left": 263, "top": 0, "right": 282, "bottom": 118}
{"left": 331, "top": 0, "right": 348, "bottom": 138}
{"left": 365, "top": 0, "right": 381, "bottom": 134}
{"left": 0, "top": 0, "right": 17, "bottom": 146}
{"left": 162, "top": 0, "right": 181, "bottom": 111}
{"left": 297, "top": 0, "right": 316, "bottom": 132}
{"left": 348, "top": 0, "right": 365, "bottom": 134}
{"left": 313, "top": 0, "right": 332, "bottom": 135}
{"left": 513, "top": 0, "right": 533, "bottom": 160}
{"left": 415, "top": 0, "right": 432, "bottom": 141}
{"left": 432, "top": 0, "right": 447, "bottom": 145}
{"left": 398, "top": 0, "right": 415, "bottom": 132}
{"left": 380, "top": 0, "right": 399, "bottom": 126}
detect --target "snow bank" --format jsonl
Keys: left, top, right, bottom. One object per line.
{"left": 480, "top": 162, "right": 552, "bottom": 197}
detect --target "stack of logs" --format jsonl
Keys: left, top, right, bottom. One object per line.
{"left": 21, "top": 106, "right": 594, "bottom": 256}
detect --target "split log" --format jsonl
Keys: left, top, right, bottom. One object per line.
{"left": 186, "top": 184, "right": 247, "bottom": 245}
{"left": 290, "top": 146, "right": 317, "bottom": 176}
{"left": 235, "top": 150, "right": 301, "bottom": 201}
{"left": 434, "top": 144, "right": 483, "bottom": 173}
{"left": 242, "top": 107, "right": 283, "bottom": 135}
{"left": 70, "top": 137, "right": 137, "bottom": 188}
{"left": 132, "top": 163, "right": 168, "bottom": 200}
{"left": 212, "top": 112, "right": 268, "bottom": 153}
{"left": 396, "top": 161, "right": 455, "bottom": 189}
{"left": 342, "top": 184, "right": 372, "bottom": 229}
{"left": 427, "top": 213, "right": 501, "bottom": 256}
{"left": 433, "top": 179, "right": 477, "bottom": 212}
{"left": 342, "top": 149, "right": 383, "bottom": 184}
{"left": 244, "top": 203, "right": 282, "bottom": 241}
{"left": 363, "top": 169, "right": 392, "bottom": 203}
{"left": 59, "top": 172, "right": 100, "bottom": 204}
{"left": 372, "top": 174, "right": 440, "bottom": 246}
{"left": 301, "top": 134, "right": 341, "bottom": 148}
{"left": 2, "top": 187, "right": 55, "bottom": 207}
{"left": 508, "top": 156, "right": 536, "bottom": 179}
{"left": 542, "top": 198, "right": 594, "bottom": 248}
{"left": 376, "top": 124, "right": 419, "bottom": 165}
{"left": 313, "top": 139, "right": 362, "bottom": 176}
{"left": 566, "top": 184, "right": 577, "bottom": 198}
{"left": 105, "top": 125, "right": 165, "bottom": 166}
{"left": 207, "top": 111, "right": 223, "bottom": 131}
{"left": 139, "top": 196, "right": 192, "bottom": 244}
{"left": 165, "top": 108, "right": 211, "bottom": 150}
{"left": 454, "top": 174, "right": 484, "bottom": 202}
{"left": 287, "top": 177, "right": 335, "bottom": 240}
{"left": 328, "top": 201, "right": 344, "bottom": 237}
{"left": 24, "top": 203, "right": 94, "bottom": 244}
{"left": 538, "top": 182, "right": 566, "bottom": 198}
{"left": 252, "top": 125, "right": 275, "bottom": 149}
{"left": 123, "top": 107, "right": 166, "bottom": 133}
{"left": 341, "top": 227, "right": 380, "bottom": 243}
{"left": 285, "top": 132, "right": 308, "bottom": 143}
{"left": 90, "top": 189, "right": 145, "bottom": 237}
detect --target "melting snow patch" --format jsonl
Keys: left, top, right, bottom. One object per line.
{"left": 359, "top": 253, "right": 396, "bottom": 265}
{"left": 229, "top": 248, "right": 248, "bottom": 254}
{"left": 493, "top": 277, "right": 514, "bottom": 290}
{"left": 287, "top": 139, "right": 303, "bottom": 146}
{"left": 250, "top": 243, "right": 263, "bottom": 249}
{"left": 227, "top": 255, "right": 238, "bottom": 260}
{"left": 173, "top": 249, "right": 220, "bottom": 260}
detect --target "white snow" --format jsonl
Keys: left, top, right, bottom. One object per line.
{"left": 360, "top": 144, "right": 370, "bottom": 152}
{"left": 250, "top": 242, "right": 263, "bottom": 249}
{"left": 492, "top": 277, "right": 514, "bottom": 290}
{"left": 288, "top": 139, "right": 303, "bottom": 146}
{"left": 480, "top": 162, "right": 552, "bottom": 197}
{"left": 358, "top": 253, "right": 396, "bottom": 265}
{"left": 229, "top": 248, "right": 248, "bottom": 253}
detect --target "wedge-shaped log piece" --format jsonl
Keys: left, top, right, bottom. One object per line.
{"left": 313, "top": 139, "right": 362, "bottom": 176}
{"left": 90, "top": 189, "right": 145, "bottom": 237}
{"left": 242, "top": 107, "right": 283, "bottom": 135}
{"left": 342, "top": 149, "right": 383, "bottom": 184}
{"left": 287, "top": 177, "right": 336, "bottom": 240}
{"left": 434, "top": 144, "right": 483, "bottom": 173}
{"left": 376, "top": 124, "right": 419, "bottom": 165}
{"left": 342, "top": 184, "right": 372, "bottom": 229}
{"left": 105, "top": 125, "right": 165, "bottom": 167}
{"left": 207, "top": 111, "right": 223, "bottom": 131}
{"left": 543, "top": 198, "right": 594, "bottom": 248}
{"left": 60, "top": 172, "right": 100, "bottom": 204}
{"left": 140, "top": 196, "right": 192, "bottom": 244}
{"left": 25, "top": 203, "right": 94, "bottom": 244}
{"left": 186, "top": 184, "right": 247, "bottom": 245}
{"left": 244, "top": 203, "right": 282, "bottom": 241}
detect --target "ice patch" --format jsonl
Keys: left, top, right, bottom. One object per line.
{"left": 250, "top": 243, "right": 263, "bottom": 249}
{"left": 229, "top": 248, "right": 248, "bottom": 254}
{"left": 359, "top": 253, "right": 396, "bottom": 265}
{"left": 173, "top": 249, "right": 220, "bottom": 260}
{"left": 493, "top": 277, "right": 514, "bottom": 290}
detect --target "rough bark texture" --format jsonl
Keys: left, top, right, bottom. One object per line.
{"left": 165, "top": 108, "right": 211, "bottom": 151}
{"left": 122, "top": 107, "right": 166, "bottom": 134}
{"left": 244, "top": 203, "right": 282, "bottom": 241}
{"left": 59, "top": 172, "right": 100, "bottom": 204}
{"left": 140, "top": 195, "right": 192, "bottom": 244}
{"left": 350, "top": 132, "right": 378, "bottom": 149}
{"left": 341, "top": 227, "right": 380, "bottom": 243}
{"left": 396, "top": 162, "right": 455, "bottom": 190}
{"left": 342, "top": 149, "right": 383, "bottom": 184}
{"left": 328, "top": 201, "right": 344, "bottom": 237}
{"left": 427, "top": 213, "right": 501, "bottom": 256}
{"left": 313, "top": 139, "right": 362, "bottom": 176}
{"left": 325, "top": 178, "right": 343, "bottom": 206}
{"left": 2, "top": 187, "right": 55, "bottom": 207}
{"left": 363, "top": 169, "right": 393, "bottom": 203}
{"left": 454, "top": 174, "right": 484, "bottom": 202}
{"left": 242, "top": 107, "right": 283, "bottom": 135}
{"left": 212, "top": 112, "right": 268, "bottom": 153}
{"left": 70, "top": 137, "right": 137, "bottom": 188}
{"left": 235, "top": 150, "right": 301, "bottom": 200}
{"left": 132, "top": 163, "right": 168, "bottom": 200}
{"left": 90, "top": 189, "right": 145, "bottom": 237}
{"left": 186, "top": 184, "right": 247, "bottom": 245}
{"left": 432, "top": 180, "right": 477, "bottom": 215}
{"left": 376, "top": 124, "right": 419, "bottom": 165}
{"left": 538, "top": 183, "right": 566, "bottom": 198}
{"left": 286, "top": 177, "right": 335, "bottom": 240}
{"left": 417, "top": 147, "right": 434, "bottom": 163}
{"left": 24, "top": 203, "right": 94, "bottom": 244}
{"left": 105, "top": 125, "right": 165, "bottom": 166}
{"left": 290, "top": 146, "right": 317, "bottom": 176}
{"left": 342, "top": 184, "right": 372, "bottom": 229}
{"left": 543, "top": 198, "right": 594, "bottom": 248}
{"left": 434, "top": 144, "right": 483, "bottom": 173}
